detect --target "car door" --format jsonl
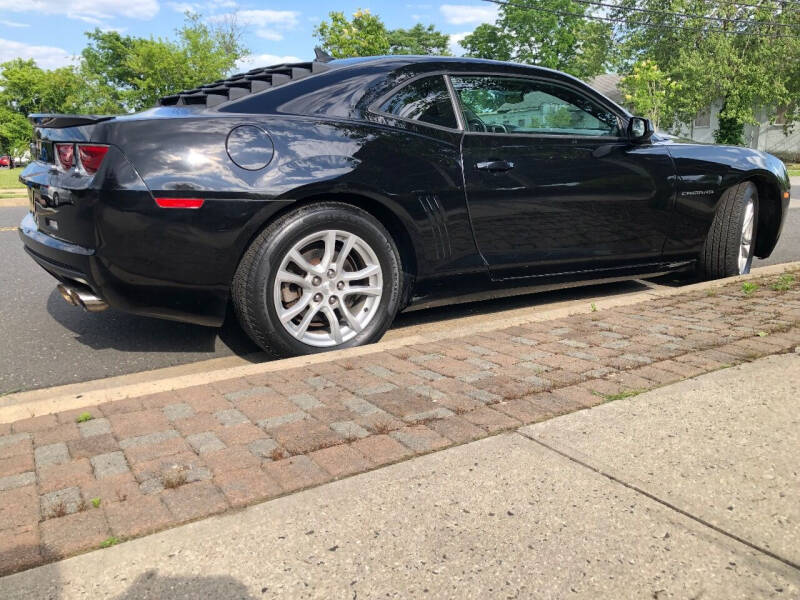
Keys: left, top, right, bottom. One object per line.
{"left": 451, "top": 74, "right": 676, "bottom": 280}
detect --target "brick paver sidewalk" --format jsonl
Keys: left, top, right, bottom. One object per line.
{"left": 1, "top": 271, "right": 799, "bottom": 575}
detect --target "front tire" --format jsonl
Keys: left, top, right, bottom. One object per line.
{"left": 232, "top": 202, "right": 403, "bottom": 356}
{"left": 698, "top": 181, "right": 758, "bottom": 279}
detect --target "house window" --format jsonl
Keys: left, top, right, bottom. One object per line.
{"left": 694, "top": 107, "right": 711, "bottom": 128}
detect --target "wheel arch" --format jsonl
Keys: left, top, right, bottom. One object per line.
{"left": 743, "top": 173, "right": 784, "bottom": 258}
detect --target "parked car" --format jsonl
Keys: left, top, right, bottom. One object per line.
{"left": 18, "top": 52, "right": 791, "bottom": 356}
{"left": 0, "top": 155, "right": 11, "bottom": 168}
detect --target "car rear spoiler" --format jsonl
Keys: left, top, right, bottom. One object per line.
{"left": 28, "top": 114, "right": 116, "bottom": 128}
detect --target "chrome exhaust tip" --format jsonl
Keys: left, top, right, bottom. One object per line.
{"left": 57, "top": 284, "right": 77, "bottom": 306}
{"left": 56, "top": 284, "right": 109, "bottom": 312}
{"left": 73, "top": 289, "right": 109, "bottom": 312}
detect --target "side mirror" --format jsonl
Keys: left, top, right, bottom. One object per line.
{"left": 628, "top": 117, "right": 654, "bottom": 142}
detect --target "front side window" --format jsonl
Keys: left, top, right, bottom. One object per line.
{"left": 378, "top": 75, "right": 458, "bottom": 129}
{"left": 451, "top": 76, "right": 621, "bottom": 137}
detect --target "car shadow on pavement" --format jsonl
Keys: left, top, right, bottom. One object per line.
{"left": 44, "top": 289, "right": 264, "bottom": 359}
{"left": 110, "top": 571, "right": 259, "bottom": 600}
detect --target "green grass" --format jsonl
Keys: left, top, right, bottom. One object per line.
{"left": 0, "top": 168, "right": 25, "bottom": 189}
{"left": 772, "top": 274, "right": 796, "bottom": 292}
{"left": 91, "top": 497, "right": 101, "bottom": 508}
{"left": 603, "top": 389, "right": 645, "bottom": 401}
{"left": 787, "top": 163, "right": 799, "bottom": 176}
{"left": 75, "top": 412, "right": 94, "bottom": 423}
{"left": 99, "top": 536, "right": 120, "bottom": 548}
{"left": 741, "top": 282, "right": 758, "bottom": 296}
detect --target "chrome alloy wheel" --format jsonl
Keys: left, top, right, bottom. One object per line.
{"left": 273, "top": 230, "right": 383, "bottom": 347}
{"left": 738, "top": 197, "right": 755, "bottom": 274}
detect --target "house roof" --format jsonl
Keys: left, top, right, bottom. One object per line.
{"left": 587, "top": 73, "right": 623, "bottom": 105}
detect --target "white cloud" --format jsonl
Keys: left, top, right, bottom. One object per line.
{"left": 0, "top": 0, "right": 160, "bottom": 22}
{"left": 0, "top": 19, "right": 29, "bottom": 27}
{"left": 0, "top": 38, "right": 77, "bottom": 70}
{"left": 440, "top": 4, "right": 497, "bottom": 25}
{"left": 210, "top": 9, "right": 299, "bottom": 28}
{"left": 256, "top": 30, "right": 284, "bottom": 41}
{"left": 168, "top": 0, "right": 237, "bottom": 14}
{"left": 168, "top": 2, "right": 195, "bottom": 13}
{"left": 235, "top": 53, "right": 302, "bottom": 72}
{"left": 448, "top": 31, "right": 471, "bottom": 56}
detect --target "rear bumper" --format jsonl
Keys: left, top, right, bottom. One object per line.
{"left": 18, "top": 211, "right": 226, "bottom": 327}
{"left": 19, "top": 212, "right": 97, "bottom": 289}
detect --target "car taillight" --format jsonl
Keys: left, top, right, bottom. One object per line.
{"left": 55, "top": 143, "right": 74, "bottom": 170}
{"left": 77, "top": 144, "right": 109, "bottom": 174}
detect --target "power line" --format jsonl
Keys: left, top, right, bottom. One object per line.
{"left": 482, "top": 0, "right": 800, "bottom": 38}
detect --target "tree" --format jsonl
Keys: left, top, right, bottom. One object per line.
{"left": 0, "top": 107, "right": 31, "bottom": 158}
{"left": 81, "top": 13, "right": 249, "bottom": 112}
{"left": 0, "top": 59, "right": 85, "bottom": 157}
{"left": 460, "top": 0, "right": 613, "bottom": 79}
{"left": 315, "top": 10, "right": 450, "bottom": 58}
{"left": 460, "top": 24, "right": 513, "bottom": 61}
{"left": 388, "top": 24, "right": 450, "bottom": 55}
{"left": 314, "top": 10, "right": 390, "bottom": 58}
{"left": 620, "top": 59, "right": 678, "bottom": 130}
{"left": 612, "top": 0, "right": 800, "bottom": 143}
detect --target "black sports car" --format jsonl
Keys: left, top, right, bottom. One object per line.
{"left": 19, "top": 52, "right": 791, "bottom": 356}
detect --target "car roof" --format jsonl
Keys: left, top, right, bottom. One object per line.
{"left": 328, "top": 54, "right": 562, "bottom": 75}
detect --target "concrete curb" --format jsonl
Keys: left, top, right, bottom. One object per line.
{"left": 1, "top": 261, "right": 798, "bottom": 424}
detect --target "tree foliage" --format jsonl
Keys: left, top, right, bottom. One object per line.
{"left": 612, "top": 0, "right": 800, "bottom": 141}
{"left": 461, "top": 0, "right": 613, "bottom": 79}
{"left": 620, "top": 60, "right": 678, "bottom": 130}
{"left": 0, "top": 14, "right": 248, "bottom": 156}
{"left": 388, "top": 24, "right": 451, "bottom": 56}
{"left": 314, "top": 10, "right": 451, "bottom": 58}
{"left": 314, "top": 10, "right": 391, "bottom": 58}
{"left": 81, "top": 13, "right": 248, "bottom": 112}
{"left": 0, "top": 59, "right": 86, "bottom": 156}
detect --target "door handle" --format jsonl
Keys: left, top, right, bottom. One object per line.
{"left": 475, "top": 160, "right": 515, "bottom": 172}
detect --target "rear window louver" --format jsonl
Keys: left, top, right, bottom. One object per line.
{"left": 158, "top": 60, "right": 331, "bottom": 107}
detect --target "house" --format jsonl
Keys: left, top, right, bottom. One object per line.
{"left": 587, "top": 73, "right": 800, "bottom": 157}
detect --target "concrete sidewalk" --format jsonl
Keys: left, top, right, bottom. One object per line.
{"left": 1, "top": 354, "right": 798, "bottom": 599}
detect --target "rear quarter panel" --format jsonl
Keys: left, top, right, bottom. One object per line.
{"left": 108, "top": 113, "right": 482, "bottom": 291}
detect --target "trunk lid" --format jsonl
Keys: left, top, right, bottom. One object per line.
{"left": 21, "top": 113, "right": 129, "bottom": 249}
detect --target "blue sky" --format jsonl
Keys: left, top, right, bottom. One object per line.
{"left": 0, "top": 1, "right": 499, "bottom": 71}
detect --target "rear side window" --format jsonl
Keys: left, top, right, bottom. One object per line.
{"left": 378, "top": 76, "right": 458, "bottom": 129}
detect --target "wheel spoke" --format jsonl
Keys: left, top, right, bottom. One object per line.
{"left": 337, "top": 233, "right": 356, "bottom": 266}
{"left": 288, "top": 250, "right": 318, "bottom": 275}
{"left": 320, "top": 230, "right": 337, "bottom": 270}
{"left": 343, "top": 285, "right": 382, "bottom": 297}
{"left": 278, "top": 293, "right": 312, "bottom": 323}
{"left": 322, "top": 306, "right": 343, "bottom": 344}
{"left": 339, "top": 303, "right": 362, "bottom": 333}
{"left": 293, "top": 301, "right": 321, "bottom": 338}
{"left": 277, "top": 270, "right": 309, "bottom": 289}
{"left": 341, "top": 264, "right": 380, "bottom": 281}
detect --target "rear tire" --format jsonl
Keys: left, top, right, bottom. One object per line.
{"left": 232, "top": 202, "right": 403, "bottom": 357}
{"left": 698, "top": 181, "right": 758, "bottom": 279}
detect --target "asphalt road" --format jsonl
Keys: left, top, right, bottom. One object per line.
{"left": 1, "top": 185, "right": 798, "bottom": 395}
